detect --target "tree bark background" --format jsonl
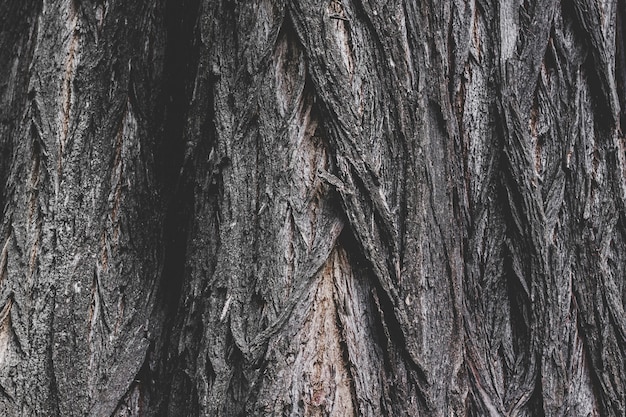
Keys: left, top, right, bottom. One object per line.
{"left": 1, "top": 0, "right": 626, "bottom": 416}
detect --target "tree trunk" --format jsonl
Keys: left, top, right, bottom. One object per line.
{"left": 1, "top": 0, "right": 625, "bottom": 416}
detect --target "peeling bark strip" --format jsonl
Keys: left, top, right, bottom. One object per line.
{"left": 1, "top": 0, "right": 626, "bottom": 416}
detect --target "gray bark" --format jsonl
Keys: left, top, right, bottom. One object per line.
{"left": 1, "top": 0, "right": 625, "bottom": 416}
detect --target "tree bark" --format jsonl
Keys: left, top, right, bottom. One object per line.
{"left": 1, "top": 0, "right": 625, "bottom": 416}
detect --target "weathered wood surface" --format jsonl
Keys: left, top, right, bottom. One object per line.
{"left": 1, "top": 0, "right": 625, "bottom": 415}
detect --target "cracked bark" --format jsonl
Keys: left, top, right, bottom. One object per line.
{"left": 1, "top": 0, "right": 626, "bottom": 416}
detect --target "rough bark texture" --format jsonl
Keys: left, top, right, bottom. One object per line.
{"left": 1, "top": 0, "right": 626, "bottom": 416}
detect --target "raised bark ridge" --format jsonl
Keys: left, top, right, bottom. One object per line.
{"left": 1, "top": 0, "right": 625, "bottom": 416}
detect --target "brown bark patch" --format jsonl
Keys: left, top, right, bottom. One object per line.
{"left": 297, "top": 246, "right": 355, "bottom": 417}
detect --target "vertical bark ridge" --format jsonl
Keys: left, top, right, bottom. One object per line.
{"left": 177, "top": 2, "right": 351, "bottom": 415}
{"left": 1, "top": 1, "right": 171, "bottom": 416}
{"left": 458, "top": 2, "right": 514, "bottom": 415}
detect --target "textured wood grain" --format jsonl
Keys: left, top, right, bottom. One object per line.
{"left": 1, "top": 0, "right": 626, "bottom": 416}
